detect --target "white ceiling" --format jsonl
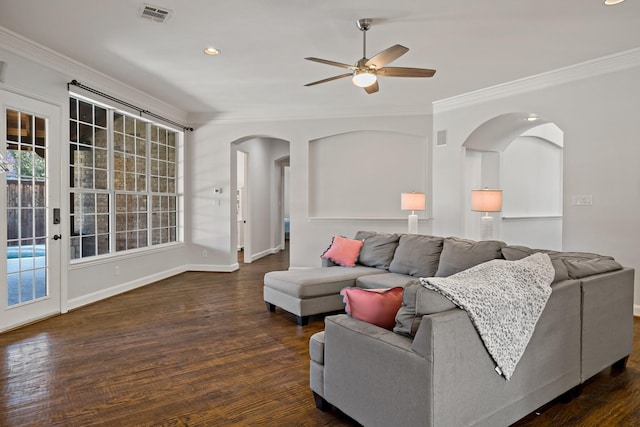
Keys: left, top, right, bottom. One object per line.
{"left": 1, "top": 0, "right": 639, "bottom": 121}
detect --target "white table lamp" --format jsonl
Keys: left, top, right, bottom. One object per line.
{"left": 401, "top": 192, "right": 425, "bottom": 234}
{"left": 471, "top": 189, "right": 502, "bottom": 241}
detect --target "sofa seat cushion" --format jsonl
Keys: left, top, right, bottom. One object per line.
{"left": 394, "top": 280, "right": 458, "bottom": 337}
{"left": 388, "top": 234, "right": 443, "bottom": 277}
{"left": 354, "top": 231, "right": 401, "bottom": 269}
{"left": 435, "top": 237, "right": 505, "bottom": 277}
{"left": 264, "top": 266, "right": 384, "bottom": 298}
{"left": 356, "top": 272, "right": 415, "bottom": 289}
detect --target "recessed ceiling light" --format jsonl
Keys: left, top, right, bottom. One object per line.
{"left": 526, "top": 117, "right": 539, "bottom": 122}
{"left": 204, "top": 47, "right": 221, "bottom": 56}
{"left": 604, "top": 0, "right": 624, "bottom": 5}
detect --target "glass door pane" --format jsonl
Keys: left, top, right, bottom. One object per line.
{"left": 6, "top": 109, "right": 48, "bottom": 306}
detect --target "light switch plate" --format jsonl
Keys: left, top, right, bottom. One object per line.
{"left": 572, "top": 195, "right": 593, "bottom": 206}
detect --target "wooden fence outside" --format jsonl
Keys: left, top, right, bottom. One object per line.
{"left": 6, "top": 178, "right": 47, "bottom": 242}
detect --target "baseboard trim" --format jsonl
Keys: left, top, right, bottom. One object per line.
{"left": 186, "top": 263, "right": 239, "bottom": 272}
{"left": 634, "top": 305, "right": 640, "bottom": 317}
{"left": 66, "top": 265, "right": 187, "bottom": 311}
{"left": 250, "top": 247, "right": 281, "bottom": 263}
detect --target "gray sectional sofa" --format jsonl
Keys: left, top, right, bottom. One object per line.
{"left": 265, "top": 231, "right": 634, "bottom": 426}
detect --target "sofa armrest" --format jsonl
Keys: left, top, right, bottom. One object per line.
{"left": 323, "top": 314, "right": 433, "bottom": 427}
{"left": 581, "top": 267, "right": 635, "bottom": 381}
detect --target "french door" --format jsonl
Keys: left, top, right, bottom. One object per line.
{"left": 0, "top": 90, "right": 61, "bottom": 332}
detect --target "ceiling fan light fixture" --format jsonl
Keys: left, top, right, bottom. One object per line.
{"left": 352, "top": 70, "right": 377, "bottom": 87}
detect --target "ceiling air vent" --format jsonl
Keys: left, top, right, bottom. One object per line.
{"left": 140, "top": 4, "right": 172, "bottom": 23}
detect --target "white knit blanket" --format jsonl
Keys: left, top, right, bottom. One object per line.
{"left": 421, "top": 252, "right": 554, "bottom": 380}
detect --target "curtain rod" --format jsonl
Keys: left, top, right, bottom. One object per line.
{"left": 67, "top": 80, "right": 193, "bottom": 131}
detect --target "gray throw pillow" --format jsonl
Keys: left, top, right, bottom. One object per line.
{"left": 354, "top": 231, "right": 400, "bottom": 269}
{"left": 388, "top": 234, "right": 444, "bottom": 278}
{"left": 394, "top": 280, "right": 457, "bottom": 337}
{"left": 435, "top": 237, "right": 505, "bottom": 277}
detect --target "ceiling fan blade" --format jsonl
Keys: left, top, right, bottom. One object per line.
{"left": 304, "top": 73, "right": 352, "bottom": 87}
{"left": 305, "top": 57, "right": 356, "bottom": 70}
{"left": 364, "top": 81, "right": 379, "bottom": 94}
{"left": 365, "top": 44, "right": 409, "bottom": 68}
{"left": 377, "top": 67, "right": 436, "bottom": 78}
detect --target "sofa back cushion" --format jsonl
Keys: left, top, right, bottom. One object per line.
{"left": 354, "top": 231, "right": 400, "bottom": 269}
{"left": 435, "top": 237, "right": 505, "bottom": 277}
{"left": 502, "top": 245, "right": 622, "bottom": 281}
{"left": 502, "top": 246, "right": 569, "bottom": 283}
{"left": 563, "top": 258, "right": 622, "bottom": 279}
{"left": 393, "top": 280, "right": 457, "bottom": 337}
{"left": 388, "top": 234, "right": 444, "bottom": 278}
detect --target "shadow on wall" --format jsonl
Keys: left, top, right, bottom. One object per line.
{"left": 463, "top": 113, "right": 564, "bottom": 250}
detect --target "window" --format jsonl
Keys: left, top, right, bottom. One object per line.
{"left": 69, "top": 96, "right": 181, "bottom": 260}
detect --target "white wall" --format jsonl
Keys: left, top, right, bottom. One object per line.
{"left": 188, "top": 114, "right": 432, "bottom": 269}
{"left": 308, "top": 130, "right": 425, "bottom": 219}
{"left": 500, "top": 135, "right": 563, "bottom": 249}
{"left": 432, "top": 61, "right": 640, "bottom": 312}
{"left": 502, "top": 136, "right": 562, "bottom": 218}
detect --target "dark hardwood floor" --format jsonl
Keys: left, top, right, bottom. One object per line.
{"left": 0, "top": 248, "right": 638, "bottom": 426}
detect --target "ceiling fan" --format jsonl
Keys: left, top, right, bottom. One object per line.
{"left": 304, "top": 18, "right": 436, "bottom": 94}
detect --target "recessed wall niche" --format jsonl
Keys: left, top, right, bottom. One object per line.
{"left": 308, "top": 130, "right": 425, "bottom": 218}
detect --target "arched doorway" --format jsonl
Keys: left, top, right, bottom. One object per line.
{"left": 230, "top": 136, "right": 290, "bottom": 264}
{"left": 462, "top": 113, "right": 564, "bottom": 249}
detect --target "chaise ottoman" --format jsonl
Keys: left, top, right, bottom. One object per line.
{"left": 263, "top": 266, "right": 385, "bottom": 325}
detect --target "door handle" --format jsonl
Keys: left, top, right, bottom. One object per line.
{"left": 52, "top": 234, "right": 62, "bottom": 240}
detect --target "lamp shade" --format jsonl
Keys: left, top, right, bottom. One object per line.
{"left": 401, "top": 192, "right": 425, "bottom": 211}
{"left": 471, "top": 189, "right": 502, "bottom": 213}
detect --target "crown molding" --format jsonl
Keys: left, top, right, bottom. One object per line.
{"left": 433, "top": 48, "right": 640, "bottom": 114}
{"left": 187, "top": 106, "right": 433, "bottom": 125}
{"left": 0, "top": 25, "right": 188, "bottom": 122}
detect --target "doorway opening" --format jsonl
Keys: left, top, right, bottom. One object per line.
{"left": 463, "top": 113, "right": 564, "bottom": 249}
{"left": 231, "top": 136, "right": 290, "bottom": 266}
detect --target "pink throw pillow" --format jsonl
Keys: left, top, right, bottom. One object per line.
{"left": 340, "top": 287, "right": 404, "bottom": 330}
{"left": 321, "top": 235, "right": 364, "bottom": 267}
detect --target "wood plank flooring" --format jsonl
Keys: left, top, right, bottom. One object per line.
{"left": 0, "top": 248, "right": 638, "bottom": 426}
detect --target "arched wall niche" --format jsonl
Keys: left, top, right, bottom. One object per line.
{"left": 308, "top": 130, "right": 426, "bottom": 219}
{"left": 462, "top": 113, "right": 564, "bottom": 249}
{"left": 230, "top": 135, "right": 290, "bottom": 264}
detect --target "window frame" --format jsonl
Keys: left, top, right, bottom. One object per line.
{"left": 68, "top": 94, "right": 183, "bottom": 263}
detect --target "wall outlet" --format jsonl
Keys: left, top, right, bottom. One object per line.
{"left": 114, "top": 265, "right": 120, "bottom": 276}
{"left": 572, "top": 195, "right": 593, "bottom": 206}
{"left": 202, "top": 249, "right": 208, "bottom": 257}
